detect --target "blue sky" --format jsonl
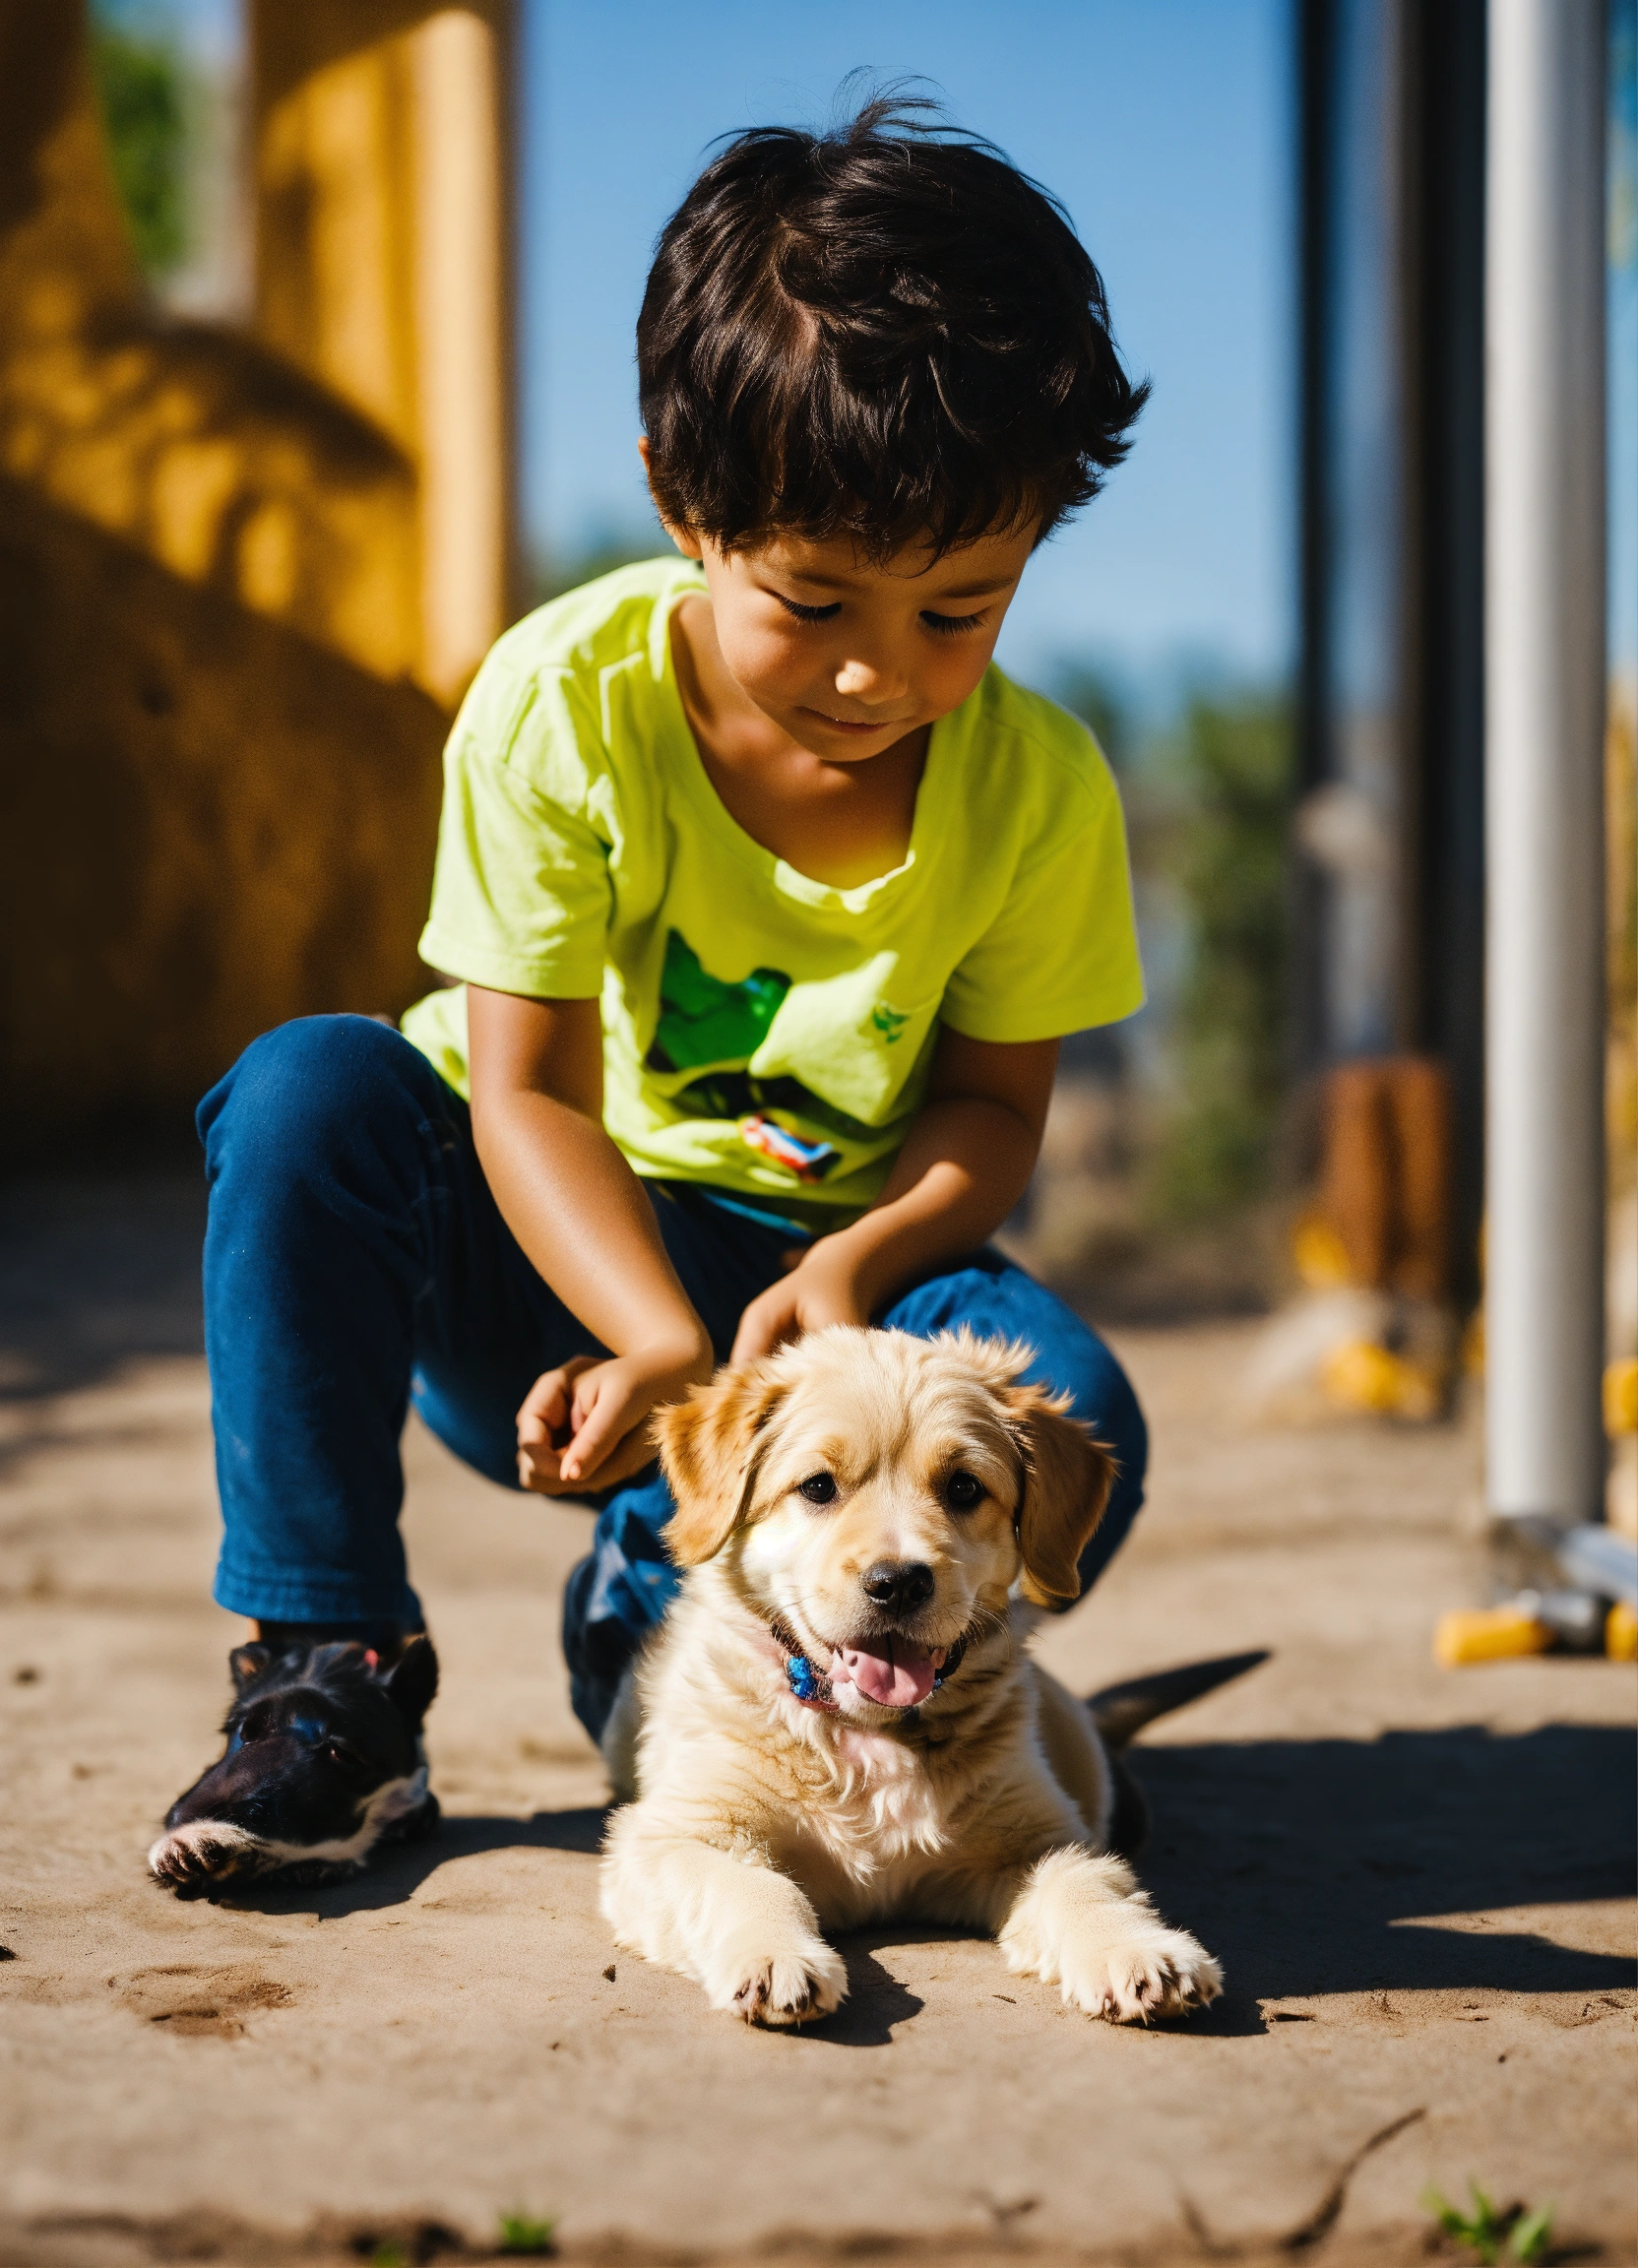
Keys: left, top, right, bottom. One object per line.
{"left": 521, "top": 0, "right": 1293, "bottom": 690}
{"left": 104, "top": 0, "right": 1633, "bottom": 687}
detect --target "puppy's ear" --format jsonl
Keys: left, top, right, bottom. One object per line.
{"left": 654, "top": 1361, "right": 788, "bottom": 1566}
{"left": 228, "top": 1643, "right": 272, "bottom": 1696}
{"left": 1003, "top": 1386, "right": 1115, "bottom": 1609}
{"left": 384, "top": 1635, "right": 439, "bottom": 1732}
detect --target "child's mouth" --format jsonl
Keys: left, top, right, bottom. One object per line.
{"left": 801, "top": 708, "right": 904, "bottom": 735}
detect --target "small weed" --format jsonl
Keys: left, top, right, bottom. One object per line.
{"left": 368, "top": 2247, "right": 407, "bottom": 2268}
{"left": 1422, "top": 2182, "right": 1553, "bottom": 2264}
{"left": 496, "top": 2212, "right": 555, "bottom": 2257}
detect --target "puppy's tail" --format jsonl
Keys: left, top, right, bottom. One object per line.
{"left": 1087, "top": 1650, "right": 1270, "bottom": 1754}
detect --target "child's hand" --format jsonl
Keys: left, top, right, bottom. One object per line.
{"left": 729, "top": 1237, "right": 871, "bottom": 1364}
{"left": 516, "top": 1341, "right": 712, "bottom": 1495}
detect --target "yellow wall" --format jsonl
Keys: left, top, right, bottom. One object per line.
{"left": 0, "top": 4, "right": 510, "bottom": 1158}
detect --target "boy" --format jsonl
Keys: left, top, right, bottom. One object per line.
{"left": 163, "top": 97, "right": 1152, "bottom": 1868}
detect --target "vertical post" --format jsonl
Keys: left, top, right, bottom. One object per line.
{"left": 250, "top": 0, "right": 514, "bottom": 702}
{"left": 412, "top": 6, "right": 510, "bottom": 702}
{"left": 1294, "top": 0, "right": 1338, "bottom": 1083}
{"left": 1485, "top": 0, "right": 1606, "bottom": 1522}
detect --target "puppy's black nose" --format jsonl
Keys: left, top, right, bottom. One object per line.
{"left": 861, "top": 1559, "right": 934, "bottom": 1613}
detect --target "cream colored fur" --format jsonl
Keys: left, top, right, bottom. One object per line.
{"left": 598, "top": 1327, "right": 1222, "bottom": 2027}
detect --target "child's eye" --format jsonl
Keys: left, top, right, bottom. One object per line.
{"left": 920, "top": 610, "right": 986, "bottom": 637}
{"left": 772, "top": 593, "right": 842, "bottom": 625}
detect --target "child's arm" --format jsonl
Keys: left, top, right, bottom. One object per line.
{"left": 468, "top": 987, "right": 715, "bottom": 1493}
{"left": 729, "top": 1030, "right": 1059, "bottom": 1363}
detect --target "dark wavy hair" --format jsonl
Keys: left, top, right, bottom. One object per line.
{"left": 637, "top": 91, "right": 1149, "bottom": 559}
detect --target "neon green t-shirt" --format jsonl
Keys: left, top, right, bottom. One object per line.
{"left": 401, "top": 557, "right": 1144, "bottom": 1226}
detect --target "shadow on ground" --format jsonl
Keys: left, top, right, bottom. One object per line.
{"left": 0, "top": 1175, "right": 206, "bottom": 1409}
{"left": 190, "top": 1721, "right": 1636, "bottom": 2023}
{"left": 193, "top": 1804, "right": 611, "bottom": 1917}
{"left": 1137, "top": 1721, "right": 1636, "bottom": 2009}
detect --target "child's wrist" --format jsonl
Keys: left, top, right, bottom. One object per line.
{"left": 628, "top": 1323, "right": 715, "bottom": 1384}
{"left": 801, "top": 1221, "right": 894, "bottom": 1316}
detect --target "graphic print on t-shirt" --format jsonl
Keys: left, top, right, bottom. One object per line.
{"left": 643, "top": 930, "right": 883, "bottom": 1182}
{"left": 646, "top": 930, "right": 788, "bottom": 1073}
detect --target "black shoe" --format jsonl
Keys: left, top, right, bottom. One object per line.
{"left": 149, "top": 1632, "right": 440, "bottom": 1890}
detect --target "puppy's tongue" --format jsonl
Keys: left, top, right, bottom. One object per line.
{"left": 835, "top": 1635, "right": 941, "bottom": 1708}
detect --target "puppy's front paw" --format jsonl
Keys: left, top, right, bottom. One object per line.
{"left": 710, "top": 1937, "right": 848, "bottom": 2027}
{"left": 999, "top": 1851, "right": 1222, "bottom": 2024}
{"left": 1023, "top": 1921, "right": 1223, "bottom": 2024}
{"left": 1069, "top": 1923, "right": 1222, "bottom": 2022}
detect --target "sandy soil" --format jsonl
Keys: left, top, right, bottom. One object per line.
{"left": 1, "top": 1176, "right": 1633, "bottom": 2268}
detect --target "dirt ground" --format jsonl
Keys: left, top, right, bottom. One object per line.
{"left": 1, "top": 1175, "right": 1633, "bottom": 2268}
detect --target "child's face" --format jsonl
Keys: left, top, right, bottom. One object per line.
{"left": 674, "top": 522, "right": 1037, "bottom": 762}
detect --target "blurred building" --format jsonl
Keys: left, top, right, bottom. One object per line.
{"left": 1296, "top": 0, "right": 1628, "bottom": 1535}
{"left": 0, "top": 3, "right": 515, "bottom": 1161}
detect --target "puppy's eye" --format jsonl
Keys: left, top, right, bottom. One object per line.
{"left": 944, "top": 1471, "right": 984, "bottom": 1512}
{"left": 797, "top": 1472, "right": 838, "bottom": 1506}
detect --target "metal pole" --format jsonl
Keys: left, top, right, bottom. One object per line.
{"left": 1485, "top": 0, "right": 1607, "bottom": 1523}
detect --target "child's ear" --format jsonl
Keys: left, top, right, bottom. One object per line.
{"left": 1001, "top": 1385, "right": 1115, "bottom": 1609}
{"left": 654, "top": 1361, "right": 789, "bottom": 1566}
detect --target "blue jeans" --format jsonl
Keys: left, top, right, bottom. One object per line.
{"left": 197, "top": 1016, "right": 1148, "bottom": 1742}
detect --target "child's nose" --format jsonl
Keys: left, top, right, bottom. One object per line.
{"left": 833, "top": 654, "right": 909, "bottom": 704}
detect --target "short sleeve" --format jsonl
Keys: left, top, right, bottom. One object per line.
{"left": 939, "top": 748, "right": 1145, "bottom": 1042}
{"left": 416, "top": 662, "right": 613, "bottom": 999}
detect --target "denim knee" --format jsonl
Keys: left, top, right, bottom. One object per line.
{"left": 197, "top": 1014, "right": 440, "bottom": 1181}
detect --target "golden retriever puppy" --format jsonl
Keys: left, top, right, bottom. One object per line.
{"left": 598, "top": 1326, "right": 1222, "bottom": 2028}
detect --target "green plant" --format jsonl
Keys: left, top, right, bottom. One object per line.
{"left": 367, "top": 2246, "right": 407, "bottom": 2268}
{"left": 90, "top": 17, "right": 189, "bottom": 281}
{"left": 1147, "top": 691, "right": 1292, "bottom": 1226}
{"left": 1422, "top": 2181, "right": 1553, "bottom": 2264}
{"left": 496, "top": 2212, "right": 555, "bottom": 2257}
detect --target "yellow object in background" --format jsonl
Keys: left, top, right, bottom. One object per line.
{"left": 1608, "top": 1437, "right": 1638, "bottom": 1540}
{"left": 1322, "top": 1338, "right": 1443, "bottom": 1420}
{"left": 1434, "top": 1606, "right": 1553, "bottom": 1668}
{"left": 1292, "top": 1214, "right": 1354, "bottom": 1289}
{"left": 1604, "top": 1358, "right": 1638, "bottom": 1437}
{"left": 1606, "top": 1601, "right": 1638, "bottom": 1662}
